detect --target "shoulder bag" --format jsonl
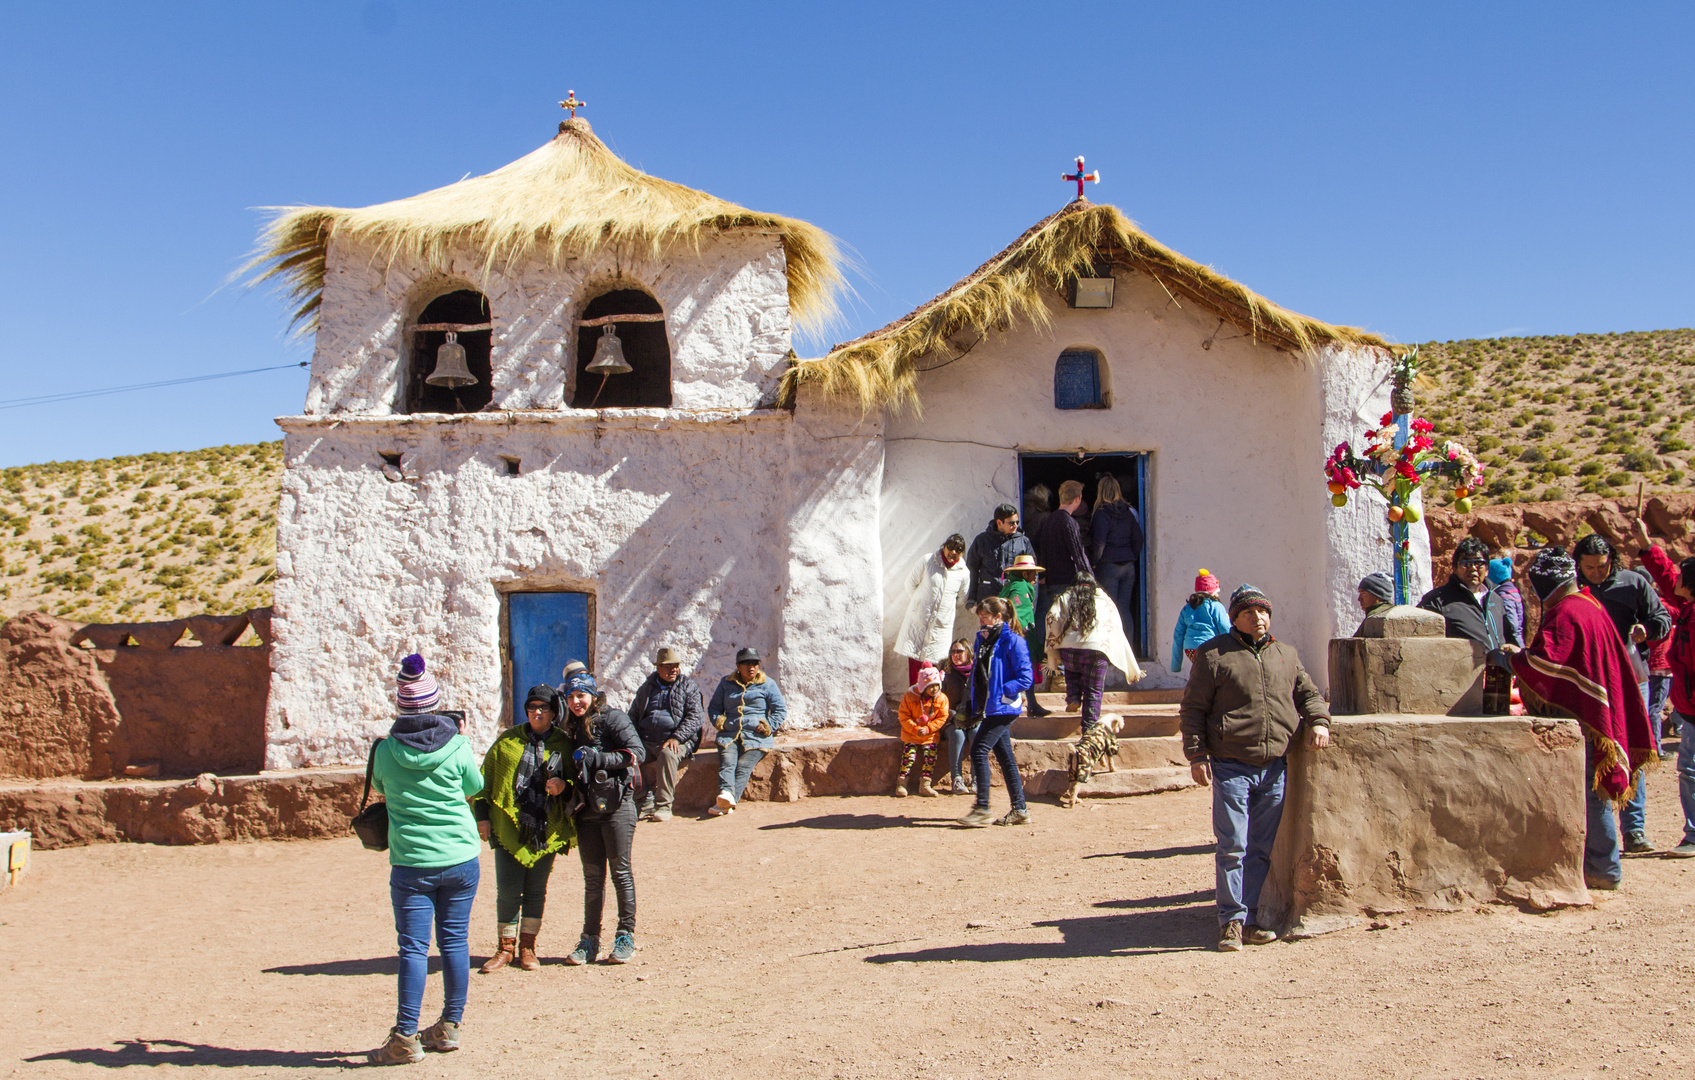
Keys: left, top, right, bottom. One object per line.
{"left": 350, "top": 737, "right": 389, "bottom": 851}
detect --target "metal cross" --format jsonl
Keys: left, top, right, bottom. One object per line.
{"left": 1062, "top": 156, "right": 1101, "bottom": 200}
{"left": 559, "top": 91, "right": 587, "bottom": 119}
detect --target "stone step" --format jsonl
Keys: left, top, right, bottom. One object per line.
{"left": 1011, "top": 704, "right": 1179, "bottom": 740}
{"left": 1033, "top": 688, "right": 1184, "bottom": 707}
{"left": 1073, "top": 766, "right": 1196, "bottom": 799}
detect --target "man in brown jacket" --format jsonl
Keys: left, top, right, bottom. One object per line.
{"left": 1179, "top": 583, "right": 1331, "bottom": 952}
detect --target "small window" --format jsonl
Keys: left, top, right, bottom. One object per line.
{"left": 572, "top": 289, "right": 672, "bottom": 409}
{"left": 1054, "top": 350, "right": 1107, "bottom": 410}
{"left": 408, "top": 290, "right": 493, "bottom": 414}
{"left": 500, "top": 455, "right": 521, "bottom": 476}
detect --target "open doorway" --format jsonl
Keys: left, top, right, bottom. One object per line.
{"left": 1018, "top": 451, "right": 1148, "bottom": 657}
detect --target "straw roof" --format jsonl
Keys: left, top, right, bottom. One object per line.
{"left": 785, "top": 200, "right": 1390, "bottom": 413}
{"left": 248, "top": 119, "right": 842, "bottom": 332}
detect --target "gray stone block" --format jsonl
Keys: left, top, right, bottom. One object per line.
{"left": 1354, "top": 604, "right": 1446, "bottom": 639}
{"left": 1329, "top": 636, "right": 1487, "bottom": 716}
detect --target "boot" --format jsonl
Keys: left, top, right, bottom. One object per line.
{"left": 517, "top": 932, "right": 541, "bottom": 970}
{"left": 894, "top": 782, "right": 908, "bottom": 798}
{"left": 917, "top": 776, "right": 938, "bottom": 797}
{"left": 479, "top": 937, "right": 516, "bottom": 974}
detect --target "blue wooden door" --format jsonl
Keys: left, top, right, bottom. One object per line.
{"left": 507, "top": 592, "right": 591, "bottom": 717}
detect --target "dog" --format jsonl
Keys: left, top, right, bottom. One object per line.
{"left": 1062, "top": 712, "right": 1123, "bottom": 807}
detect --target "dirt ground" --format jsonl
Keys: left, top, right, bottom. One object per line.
{"left": 6, "top": 778, "right": 1695, "bottom": 1080}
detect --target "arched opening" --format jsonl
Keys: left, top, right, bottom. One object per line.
{"left": 571, "top": 288, "right": 672, "bottom": 409}
{"left": 1053, "top": 348, "right": 1109, "bottom": 410}
{"left": 407, "top": 290, "right": 493, "bottom": 414}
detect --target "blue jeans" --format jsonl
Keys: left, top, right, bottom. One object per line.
{"left": 716, "top": 738, "right": 765, "bottom": 801}
{"left": 1585, "top": 742, "right": 1623, "bottom": 884}
{"left": 390, "top": 857, "right": 479, "bottom": 1033}
{"left": 1622, "top": 680, "right": 1654, "bottom": 838}
{"left": 1650, "top": 674, "right": 1672, "bottom": 734}
{"left": 1095, "top": 559, "right": 1137, "bottom": 650}
{"left": 1210, "top": 757, "right": 1287, "bottom": 927}
{"left": 972, "top": 717, "right": 1026, "bottom": 811}
{"left": 1678, "top": 714, "right": 1695, "bottom": 847}
{"left": 947, "top": 720, "right": 978, "bottom": 781}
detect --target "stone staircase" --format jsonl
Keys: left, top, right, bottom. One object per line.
{"left": 1009, "top": 689, "right": 1194, "bottom": 800}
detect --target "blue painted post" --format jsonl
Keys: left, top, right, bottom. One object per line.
{"left": 1392, "top": 413, "right": 1411, "bottom": 605}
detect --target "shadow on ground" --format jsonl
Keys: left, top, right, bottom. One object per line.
{"left": 264, "top": 956, "right": 439, "bottom": 977}
{"left": 1083, "top": 843, "right": 1213, "bottom": 860}
{"left": 759, "top": 813, "right": 956, "bottom": 831}
{"left": 26, "top": 1040, "right": 360, "bottom": 1069}
{"left": 865, "top": 904, "right": 1214, "bottom": 962}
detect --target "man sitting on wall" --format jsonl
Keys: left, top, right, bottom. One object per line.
{"left": 628, "top": 647, "right": 705, "bottom": 823}
{"left": 1353, "top": 571, "right": 1396, "bottom": 635}
{"left": 965, "top": 504, "right": 1034, "bottom": 605}
{"left": 1418, "top": 537, "right": 1511, "bottom": 713}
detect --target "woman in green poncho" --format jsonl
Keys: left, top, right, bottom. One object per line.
{"left": 474, "top": 684, "right": 575, "bottom": 972}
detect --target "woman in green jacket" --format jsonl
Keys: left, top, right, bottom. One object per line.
{"left": 474, "top": 684, "right": 575, "bottom": 973}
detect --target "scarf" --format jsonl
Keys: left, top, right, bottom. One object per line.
{"left": 972, "top": 624, "right": 1003, "bottom": 716}
{"left": 513, "top": 725, "right": 559, "bottom": 848}
{"left": 1510, "top": 589, "right": 1656, "bottom": 803}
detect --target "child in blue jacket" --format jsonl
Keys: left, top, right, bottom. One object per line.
{"left": 1171, "top": 569, "right": 1232, "bottom": 673}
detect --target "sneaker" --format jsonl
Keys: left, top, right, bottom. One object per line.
{"left": 957, "top": 806, "right": 994, "bottom": 828}
{"left": 650, "top": 808, "right": 672, "bottom": 822}
{"left": 418, "top": 1019, "right": 459, "bottom": 1053}
{"left": 1667, "top": 841, "right": 1695, "bottom": 858}
{"left": 638, "top": 794, "right": 656, "bottom": 816}
{"left": 1243, "top": 924, "right": 1278, "bottom": 946}
{"left": 951, "top": 775, "right": 973, "bottom": 795}
{"left": 367, "top": 1028, "right": 424, "bottom": 1065}
{"left": 715, "top": 790, "right": 736, "bottom": 813}
{"left": 1584, "top": 873, "right": 1620, "bottom": 892}
{"left": 994, "top": 807, "right": 1031, "bottom": 826}
{"left": 565, "top": 936, "right": 599, "bottom": 966}
{"left": 1217, "top": 920, "right": 1244, "bottom": 952}
{"left": 607, "top": 930, "right": 636, "bottom": 964}
{"left": 1624, "top": 834, "right": 1656, "bottom": 855}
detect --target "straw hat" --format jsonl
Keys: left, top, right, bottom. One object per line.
{"left": 1005, "top": 554, "right": 1044, "bottom": 573}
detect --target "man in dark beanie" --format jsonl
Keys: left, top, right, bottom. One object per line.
{"left": 1354, "top": 571, "right": 1396, "bottom": 633}
{"left": 1497, "top": 546, "right": 1657, "bottom": 890}
{"left": 1419, "top": 537, "right": 1511, "bottom": 713}
{"left": 1179, "top": 584, "right": 1331, "bottom": 952}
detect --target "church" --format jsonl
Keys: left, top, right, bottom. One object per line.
{"left": 253, "top": 110, "right": 1422, "bottom": 768}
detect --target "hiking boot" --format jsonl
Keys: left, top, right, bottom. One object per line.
{"left": 894, "top": 782, "right": 908, "bottom": 798}
{"left": 516, "top": 932, "right": 540, "bottom": 970}
{"left": 1027, "top": 698, "right": 1052, "bottom": 718}
{"left": 366, "top": 1028, "right": 424, "bottom": 1065}
{"left": 607, "top": 930, "right": 636, "bottom": 964}
{"left": 1584, "top": 873, "right": 1620, "bottom": 892}
{"left": 957, "top": 806, "right": 994, "bottom": 828}
{"left": 994, "top": 807, "right": 1031, "bottom": 826}
{"left": 917, "top": 777, "right": 938, "bottom": 797}
{"left": 1217, "top": 920, "right": 1244, "bottom": 952}
{"left": 1668, "top": 841, "right": 1695, "bottom": 858}
{"left": 565, "top": 936, "right": 598, "bottom": 966}
{"left": 479, "top": 938, "right": 516, "bottom": 974}
{"left": 1243, "top": 924, "right": 1279, "bottom": 946}
{"left": 418, "top": 1019, "right": 459, "bottom": 1053}
{"left": 1624, "top": 833, "right": 1656, "bottom": 855}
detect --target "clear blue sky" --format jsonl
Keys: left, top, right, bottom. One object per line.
{"left": 2, "top": 2, "right": 1691, "bottom": 467}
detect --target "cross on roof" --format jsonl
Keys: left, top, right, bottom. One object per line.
{"left": 1062, "top": 156, "right": 1101, "bottom": 201}
{"left": 559, "top": 91, "right": 587, "bottom": 119}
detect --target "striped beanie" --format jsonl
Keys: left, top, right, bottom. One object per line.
{"left": 1527, "top": 547, "right": 1576, "bottom": 602}
{"left": 396, "top": 653, "right": 440, "bottom": 713}
{"left": 1228, "top": 583, "right": 1272, "bottom": 619}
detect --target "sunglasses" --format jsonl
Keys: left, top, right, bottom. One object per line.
{"left": 1456, "top": 559, "right": 1488, "bottom": 567}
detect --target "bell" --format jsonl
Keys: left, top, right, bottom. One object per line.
{"left": 585, "top": 324, "right": 633, "bottom": 376}
{"left": 425, "top": 331, "right": 477, "bottom": 388}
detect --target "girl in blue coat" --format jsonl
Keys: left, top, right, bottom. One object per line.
{"left": 957, "top": 596, "right": 1034, "bottom": 828}
{"left": 1171, "top": 570, "right": 1233, "bottom": 673}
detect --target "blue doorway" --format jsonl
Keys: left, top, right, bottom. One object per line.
{"left": 506, "top": 591, "right": 592, "bottom": 719}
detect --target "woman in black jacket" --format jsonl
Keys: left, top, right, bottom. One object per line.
{"left": 559, "top": 668, "right": 645, "bottom": 966}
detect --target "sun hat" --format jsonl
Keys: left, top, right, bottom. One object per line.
{"left": 654, "top": 646, "right": 682, "bottom": 666}
{"left": 1005, "top": 553, "right": 1044, "bottom": 573}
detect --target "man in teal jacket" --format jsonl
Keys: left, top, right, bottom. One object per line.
{"left": 707, "top": 647, "right": 786, "bottom": 816}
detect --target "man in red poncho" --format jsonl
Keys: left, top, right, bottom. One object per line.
{"left": 1498, "top": 547, "right": 1657, "bottom": 891}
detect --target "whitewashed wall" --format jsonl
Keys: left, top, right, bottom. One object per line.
{"left": 304, "top": 231, "right": 794, "bottom": 415}
{"left": 879, "top": 272, "right": 1357, "bottom": 695}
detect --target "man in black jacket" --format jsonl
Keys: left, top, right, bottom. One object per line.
{"left": 1418, "top": 537, "right": 1511, "bottom": 713}
{"left": 1575, "top": 532, "right": 1671, "bottom": 852}
{"left": 628, "top": 647, "right": 705, "bottom": 822}
{"left": 965, "top": 504, "right": 1035, "bottom": 604}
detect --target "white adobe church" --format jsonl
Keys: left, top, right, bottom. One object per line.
{"left": 255, "top": 112, "right": 1426, "bottom": 769}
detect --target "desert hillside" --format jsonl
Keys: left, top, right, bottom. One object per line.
{"left": 0, "top": 443, "right": 282, "bottom": 624}
{"left": 2, "top": 328, "right": 1691, "bottom": 624}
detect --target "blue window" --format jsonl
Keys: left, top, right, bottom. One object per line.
{"left": 506, "top": 591, "right": 592, "bottom": 718}
{"left": 1054, "top": 350, "right": 1106, "bottom": 410}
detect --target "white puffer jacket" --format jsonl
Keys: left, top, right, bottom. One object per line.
{"left": 894, "top": 551, "right": 970, "bottom": 663}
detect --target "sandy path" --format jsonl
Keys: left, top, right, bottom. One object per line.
{"left": 5, "top": 780, "right": 1695, "bottom": 1079}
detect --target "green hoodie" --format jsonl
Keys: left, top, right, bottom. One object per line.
{"left": 371, "top": 733, "right": 484, "bottom": 868}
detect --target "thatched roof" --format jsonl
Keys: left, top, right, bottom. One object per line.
{"left": 248, "top": 119, "right": 842, "bottom": 332}
{"left": 785, "top": 200, "right": 1390, "bottom": 412}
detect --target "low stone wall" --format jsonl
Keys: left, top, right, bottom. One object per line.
{"left": 0, "top": 609, "right": 271, "bottom": 780}
{"left": 1256, "top": 715, "right": 1589, "bottom": 935}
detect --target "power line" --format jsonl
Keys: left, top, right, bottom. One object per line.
{"left": 0, "top": 362, "right": 309, "bottom": 410}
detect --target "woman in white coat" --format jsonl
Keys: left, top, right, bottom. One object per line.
{"left": 894, "top": 534, "right": 971, "bottom": 685}
{"left": 1046, "top": 571, "right": 1143, "bottom": 732}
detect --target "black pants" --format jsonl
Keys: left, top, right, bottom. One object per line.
{"left": 576, "top": 798, "right": 637, "bottom": 937}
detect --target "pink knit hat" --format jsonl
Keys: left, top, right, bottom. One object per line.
{"left": 1195, "top": 569, "right": 1221, "bottom": 594}
{"left": 912, "top": 664, "right": 943, "bottom": 694}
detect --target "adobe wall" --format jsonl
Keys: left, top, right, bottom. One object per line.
{"left": 0, "top": 612, "right": 122, "bottom": 779}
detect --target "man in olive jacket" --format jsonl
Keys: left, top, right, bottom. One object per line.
{"left": 1179, "top": 584, "right": 1331, "bottom": 953}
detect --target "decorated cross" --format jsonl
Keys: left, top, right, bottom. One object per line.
{"left": 559, "top": 91, "right": 587, "bottom": 119}
{"left": 1062, "top": 156, "right": 1101, "bottom": 201}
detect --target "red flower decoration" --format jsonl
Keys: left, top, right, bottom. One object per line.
{"left": 1411, "top": 417, "right": 1434, "bottom": 434}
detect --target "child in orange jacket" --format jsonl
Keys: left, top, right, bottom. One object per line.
{"left": 897, "top": 665, "right": 948, "bottom": 797}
